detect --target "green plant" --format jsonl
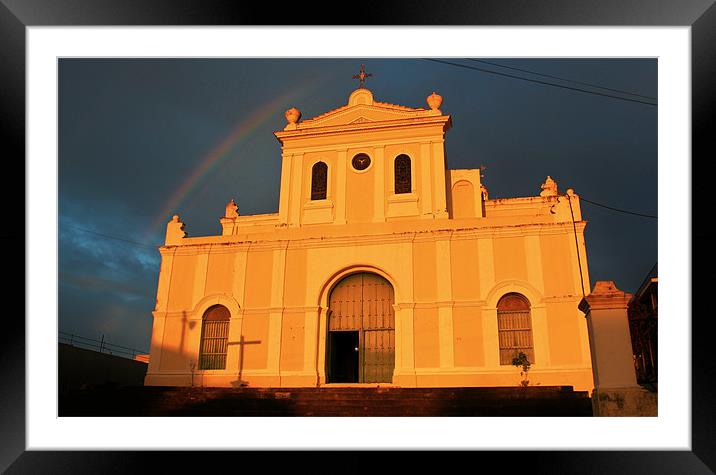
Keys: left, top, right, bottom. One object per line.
{"left": 511, "top": 352, "right": 532, "bottom": 387}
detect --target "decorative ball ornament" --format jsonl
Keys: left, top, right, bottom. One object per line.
{"left": 285, "top": 107, "right": 301, "bottom": 124}
{"left": 427, "top": 92, "right": 443, "bottom": 111}
{"left": 225, "top": 199, "right": 239, "bottom": 219}
{"left": 540, "top": 176, "right": 559, "bottom": 197}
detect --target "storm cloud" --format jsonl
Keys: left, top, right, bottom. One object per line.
{"left": 58, "top": 58, "right": 657, "bottom": 351}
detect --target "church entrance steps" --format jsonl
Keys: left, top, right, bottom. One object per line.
{"left": 59, "top": 385, "right": 593, "bottom": 417}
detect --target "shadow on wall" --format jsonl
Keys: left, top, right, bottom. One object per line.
{"left": 58, "top": 342, "right": 148, "bottom": 393}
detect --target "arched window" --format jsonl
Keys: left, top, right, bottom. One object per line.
{"left": 311, "top": 161, "right": 328, "bottom": 200}
{"left": 394, "top": 154, "right": 411, "bottom": 194}
{"left": 497, "top": 293, "right": 535, "bottom": 365}
{"left": 199, "top": 305, "right": 230, "bottom": 370}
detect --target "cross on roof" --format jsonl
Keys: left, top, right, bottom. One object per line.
{"left": 352, "top": 64, "right": 373, "bottom": 89}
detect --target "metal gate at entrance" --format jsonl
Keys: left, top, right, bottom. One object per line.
{"left": 327, "top": 273, "right": 395, "bottom": 383}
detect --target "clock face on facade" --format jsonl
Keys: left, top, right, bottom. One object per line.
{"left": 352, "top": 153, "right": 371, "bottom": 171}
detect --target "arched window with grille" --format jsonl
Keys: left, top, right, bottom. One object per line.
{"left": 497, "top": 293, "right": 535, "bottom": 365}
{"left": 311, "top": 161, "right": 328, "bottom": 200}
{"left": 199, "top": 305, "right": 230, "bottom": 370}
{"left": 394, "top": 154, "right": 411, "bottom": 194}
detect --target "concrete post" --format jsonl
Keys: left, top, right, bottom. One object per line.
{"left": 579, "top": 281, "right": 657, "bottom": 416}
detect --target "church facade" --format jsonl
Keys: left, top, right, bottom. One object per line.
{"left": 144, "top": 81, "right": 594, "bottom": 391}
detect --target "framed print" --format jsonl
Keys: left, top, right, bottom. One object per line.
{"left": 3, "top": 0, "right": 714, "bottom": 473}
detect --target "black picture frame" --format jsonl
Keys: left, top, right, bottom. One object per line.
{"left": 2, "top": 1, "right": 712, "bottom": 473}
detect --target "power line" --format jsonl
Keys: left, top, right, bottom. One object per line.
{"left": 60, "top": 222, "right": 160, "bottom": 249}
{"left": 422, "top": 58, "right": 658, "bottom": 107}
{"left": 467, "top": 59, "right": 657, "bottom": 101}
{"left": 580, "top": 196, "right": 657, "bottom": 219}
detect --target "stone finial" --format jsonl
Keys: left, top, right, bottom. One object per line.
{"left": 165, "top": 214, "right": 186, "bottom": 245}
{"left": 225, "top": 199, "right": 239, "bottom": 219}
{"left": 579, "top": 281, "right": 633, "bottom": 313}
{"left": 284, "top": 107, "right": 301, "bottom": 130}
{"left": 540, "top": 176, "right": 558, "bottom": 197}
{"left": 427, "top": 91, "right": 443, "bottom": 111}
{"left": 592, "top": 280, "right": 629, "bottom": 297}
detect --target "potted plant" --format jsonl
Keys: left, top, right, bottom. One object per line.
{"left": 512, "top": 352, "right": 532, "bottom": 387}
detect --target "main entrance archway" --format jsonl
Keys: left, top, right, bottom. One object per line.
{"left": 327, "top": 272, "right": 395, "bottom": 383}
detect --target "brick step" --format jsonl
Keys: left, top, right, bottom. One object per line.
{"left": 59, "top": 385, "right": 593, "bottom": 417}
{"left": 154, "top": 385, "right": 583, "bottom": 393}
{"left": 99, "top": 401, "right": 592, "bottom": 417}
{"left": 134, "top": 387, "right": 589, "bottom": 399}
{"left": 151, "top": 403, "right": 591, "bottom": 417}
{"left": 244, "top": 393, "right": 591, "bottom": 402}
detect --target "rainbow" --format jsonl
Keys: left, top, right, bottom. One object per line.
{"left": 146, "top": 76, "right": 330, "bottom": 243}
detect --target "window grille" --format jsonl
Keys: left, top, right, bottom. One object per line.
{"left": 394, "top": 155, "right": 411, "bottom": 194}
{"left": 497, "top": 293, "right": 535, "bottom": 365}
{"left": 199, "top": 305, "right": 230, "bottom": 370}
{"left": 311, "top": 161, "right": 328, "bottom": 200}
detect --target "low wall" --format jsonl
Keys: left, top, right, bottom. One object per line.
{"left": 59, "top": 343, "right": 148, "bottom": 392}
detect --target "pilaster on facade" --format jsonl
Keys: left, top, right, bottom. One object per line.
{"left": 278, "top": 152, "right": 293, "bottom": 225}
{"left": 334, "top": 149, "right": 348, "bottom": 224}
{"left": 288, "top": 153, "right": 304, "bottom": 227}
{"left": 302, "top": 306, "right": 321, "bottom": 381}
{"left": 525, "top": 234, "right": 545, "bottom": 296}
{"left": 431, "top": 140, "right": 449, "bottom": 218}
{"left": 154, "top": 247, "right": 177, "bottom": 313}
{"left": 265, "top": 246, "right": 289, "bottom": 378}
{"left": 435, "top": 237, "right": 455, "bottom": 368}
{"left": 147, "top": 311, "right": 167, "bottom": 373}
{"left": 419, "top": 141, "right": 433, "bottom": 216}
{"left": 373, "top": 146, "right": 386, "bottom": 222}
{"left": 265, "top": 310, "right": 284, "bottom": 378}
{"left": 481, "top": 307, "right": 500, "bottom": 369}
{"left": 530, "top": 305, "right": 552, "bottom": 368}
{"left": 477, "top": 238, "right": 496, "bottom": 301}
{"left": 192, "top": 252, "right": 210, "bottom": 310}
{"left": 393, "top": 304, "right": 417, "bottom": 386}
{"left": 225, "top": 312, "right": 244, "bottom": 379}
{"left": 231, "top": 247, "right": 249, "bottom": 308}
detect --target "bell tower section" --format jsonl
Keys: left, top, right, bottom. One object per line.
{"left": 274, "top": 86, "right": 453, "bottom": 227}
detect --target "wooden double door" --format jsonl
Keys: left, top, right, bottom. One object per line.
{"left": 327, "top": 273, "right": 395, "bottom": 383}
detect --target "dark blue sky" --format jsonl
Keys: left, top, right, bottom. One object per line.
{"left": 58, "top": 58, "right": 657, "bottom": 352}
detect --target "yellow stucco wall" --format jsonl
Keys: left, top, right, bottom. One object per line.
{"left": 541, "top": 233, "right": 577, "bottom": 296}
{"left": 166, "top": 254, "right": 196, "bottom": 312}
{"left": 241, "top": 313, "right": 269, "bottom": 370}
{"left": 450, "top": 239, "right": 480, "bottom": 300}
{"left": 413, "top": 307, "right": 440, "bottom": 369}
{"left": 493, "top": 236, "right": 528, "bottom": 284}
{"left": 545, "top": 301, "right": 586, "bottom": 366}
{"left": 283, "top": 249, "right": 307, "bottom": 307}
{"left": 243, "top": 250, "right": 273, "bottom": 308}
{"left": 453, "top": 306, "right": 484, "bottom": 367}
{"left": 413, "top": 240, "right": 437, "bottom": 302}
{"left": 205, "top": 250, "right": 234, "bottom": 296}
{"left": 279, "top": 311, "right": 305, "bottom": 371}
{"left": 345, "top": 160, "right": 374, "bottom": 223}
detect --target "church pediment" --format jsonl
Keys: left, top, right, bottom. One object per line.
{"left": 276, "top": 87, "right": 449, "bottom": 137}
{"left": 302, "top": 104, "right": 424, "bottom": 129}
{"left": 289, "top": 87, "right": 434, "bottom": 130}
